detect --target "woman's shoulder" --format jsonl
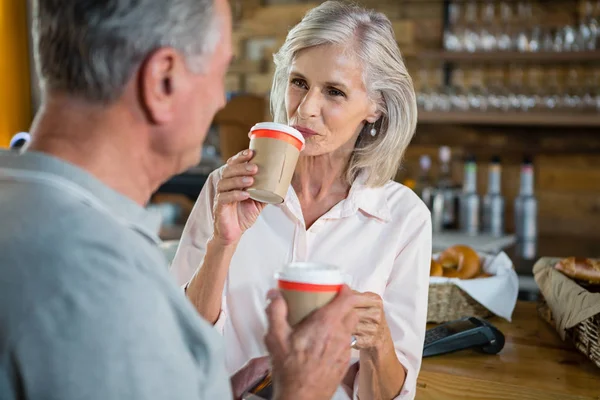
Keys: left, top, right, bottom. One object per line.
{"left": 379, "top": 180, "right": 431, "bottom": 222}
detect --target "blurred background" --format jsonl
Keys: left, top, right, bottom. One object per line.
{"left": 2, "top": 0, "right": 599, "bottom": 297}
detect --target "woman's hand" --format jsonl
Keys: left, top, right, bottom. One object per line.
{"left": 352, "top": 291, "right": 406, "bottom": 399}
{"left": 351, "top": 291, "right": 391, "bottom": 351}
{"left": 213, "top": 149, "right": 266, "bottom": 246}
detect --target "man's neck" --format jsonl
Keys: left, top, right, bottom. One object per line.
{"left": 28, "top": 97, "right": 172, "bottom": 206}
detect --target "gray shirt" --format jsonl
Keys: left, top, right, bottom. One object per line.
{"left": 0, "top": 150, "right": 232, "bottom": 399}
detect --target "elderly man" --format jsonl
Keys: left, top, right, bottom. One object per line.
{"left": 0, "top": 1, "right": 357, "bottom": 399}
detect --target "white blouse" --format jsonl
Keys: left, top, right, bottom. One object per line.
{"left": 171, "top": 167, "right": 432, "bottom": 400}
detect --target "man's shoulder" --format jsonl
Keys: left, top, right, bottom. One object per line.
{"left": 0, "top": 182, "right": 159, "bottom": 344}
{"left": 2, "top": 266, "right": 229, "bottom": 400}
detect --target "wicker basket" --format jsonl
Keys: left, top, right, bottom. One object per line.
{"left": 427, "top": 283, "right": 492, "bottom": 323}
{"left": 534, "top": 258, "right": 600, "bottom": 370}
{"left": 538, "top": 295, "right": 600, "bottom": 370}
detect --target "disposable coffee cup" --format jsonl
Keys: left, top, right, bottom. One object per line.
{"left": 276, "top": 262, "right": 344, "bottom": 326}
{"left": 247, "top": 122, "right": 305, "bottom": 204}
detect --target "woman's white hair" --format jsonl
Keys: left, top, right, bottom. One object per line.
{"left": 270, "top": 0, "right": 418, "bottom": 187}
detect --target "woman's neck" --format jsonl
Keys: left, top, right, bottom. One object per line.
{"left": 292, "top": 152, "right": 351, "bottom": 202}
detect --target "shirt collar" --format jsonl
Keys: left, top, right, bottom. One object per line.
{"left": 0, "top": 150, "right": 162, "bottom": 243}
{"left": 281, "top": 170, "right": 392, "bottom": 223}
{"left": 344, "top": 171, "right": 392, "bottom": 222}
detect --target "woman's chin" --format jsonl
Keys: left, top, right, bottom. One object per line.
{"left": 300, "top": 148, "right": 327, "bottom": 157}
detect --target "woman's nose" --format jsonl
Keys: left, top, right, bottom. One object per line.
{"left": 297, "top": 90, "right": 320, "bottom": 119}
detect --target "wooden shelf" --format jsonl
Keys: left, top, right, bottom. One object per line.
{"left": 418, "top": 111, "right": 600, "bottom": 127}
{"left": 416, "top": 50, "right": 600, "bottom": 63}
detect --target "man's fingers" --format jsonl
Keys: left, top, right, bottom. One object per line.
{"left": 264, "top": 290, "right": 291, "bottom": 359}
{"left": 328, "top": 286, "right": 359, "bottom": 311}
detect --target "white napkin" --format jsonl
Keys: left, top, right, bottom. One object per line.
{"left": 432, "top": 232, "right": 516, "bottom": 253}
{"left": 430, "top": 251, "right": 519, "bottom": 321}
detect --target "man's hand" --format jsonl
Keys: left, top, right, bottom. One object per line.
{"left": 264, "top": 286, "right": 358, "bottom": 400}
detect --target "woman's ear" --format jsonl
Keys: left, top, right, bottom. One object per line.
{"left": 366, "top": 101, "right": 382, "bottom": 124}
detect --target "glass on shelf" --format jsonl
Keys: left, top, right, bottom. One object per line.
{"left": 444, "top": 2, "right": 462, "bottom": 52}
{"left": 525, "top": 66, "right": 544, "bottom": 112}
{"left": 486, "top": 66, "right": 510, "bottom": 112}
{"left": 448, "top": 69, "right": 470, "bottom": 111}
{"left": 497, "top": 1, "right": 514, "bottom": 51}
{"left": 442, "top": 0, "right": 600, "bottom": 53}
{"left": 416, "top": 68, "right": 436, "bottom": 112}
{"left": 414, "top": 59, "right": 600, "bottom": 115}
{"left": 507, "top": 64, "right": 530, "bottom": 111}
{"left": 462, "top": 1, "right": 481, "bottom": 53}
{"left": 577, "top": 1, "right": 595, "bottom": 50}
{"left": 516, "top": 1, "right": 533, "bottom": 52}
{"left": 562, "top": 65, "right": 584, "bottom": 111}
{"left": 541, "top": 67, "right": 563, "bottom": 110}
{"left": 466, "top": 66, "right": 489, "bottom": 111}
{"left": 587, "top": 67, "right": 600, "bottom": 112}
{"left": 480, "top": 0, "right": 497, "bottom": 51}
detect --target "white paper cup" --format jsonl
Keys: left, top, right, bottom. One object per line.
{"left": 276, "top": 262, "right": 344, "bottom": 326}
{"left": 247, "top": 122, "right": 305, "bottom": 204}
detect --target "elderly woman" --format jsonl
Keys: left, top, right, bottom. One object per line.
{"left": 171, "top": 1, "right": 431, "bottom": 399}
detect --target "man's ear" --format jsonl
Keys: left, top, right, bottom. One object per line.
{"left": 138, "top": 48, "right": 182, "bottom": 124}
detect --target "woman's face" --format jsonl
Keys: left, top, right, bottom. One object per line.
{"left": 285, "top": 44, "right": 380, "bottom": 157}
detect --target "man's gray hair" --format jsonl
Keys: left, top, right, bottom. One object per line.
{"left": 33, "top": 0, "right": 219, "bottom": 103}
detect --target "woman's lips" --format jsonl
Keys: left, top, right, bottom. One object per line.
{"left": 293, "top": 125, "right": 318, "bottom": 138}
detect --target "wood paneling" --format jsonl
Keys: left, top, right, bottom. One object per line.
{"left": 0, "top": 0, "right": 32, "bottom": 148}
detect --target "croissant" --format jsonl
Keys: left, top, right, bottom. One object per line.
{"left": 554, "top": 257, "right": 600, "bottom": 284}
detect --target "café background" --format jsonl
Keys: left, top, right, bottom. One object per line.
{"left": 2, "top": 0, "right": 599, "bottom": 243}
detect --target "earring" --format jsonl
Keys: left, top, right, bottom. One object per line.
{"left": 370, "top": 126, "right": 377, "bottom": 137}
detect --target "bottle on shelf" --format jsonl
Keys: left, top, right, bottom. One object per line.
{"left": 482, "top": 156, "right": 505, "bottom": 237}
{"left": 438, "top": 146, "right": 459, "bottom": 230}
{"left": 416, "top": 155, "right": 433, "bottom": 200}
{"left": 514, "top": 156, "right": 538, "bottom": 258}
{"left": 460, "top": 155, "right": 480, "bottom": 236}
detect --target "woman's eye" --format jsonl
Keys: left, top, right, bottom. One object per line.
{"left": 328, "top": 88, "right": 346, "bottom": 97}
{"left": 291, "top": 78, "right": 307, "bottom": 89}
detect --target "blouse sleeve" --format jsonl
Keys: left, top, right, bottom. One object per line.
{"left": 170, "top": 168, "right": 229, "bottom": 333}
{"left": 170, "top": 168, "right": 221, "bottom": 286}
{"left": 353, "top": 210, "right": 432, "bottom": 400}
{"left": 386, "top": 212, "right": 432, "bottom": 399}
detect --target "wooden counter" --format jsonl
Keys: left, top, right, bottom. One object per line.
{"left": 416, "top": 301, "right": 600, "bottom": 400}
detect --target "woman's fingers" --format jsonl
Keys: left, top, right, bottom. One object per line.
{"left": 217, "top": 175, "right": 254, "bottom": 193}
{"left": 351, "top": 291, "right": 382, "bottom": 308}
{"left": 218, "top": 150, "right": 258, "bottom": 195}
{"left": 226, "top": 149, "right": 254, "bottom": 166}
{"left": 222, "top": 150, "right": 258, "bottom": 182}
{"left": 215, "top": 190, "right": 250, "bottom": 205}
{"left": 221, "top": 161, "right": 258, "bottom": 180}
